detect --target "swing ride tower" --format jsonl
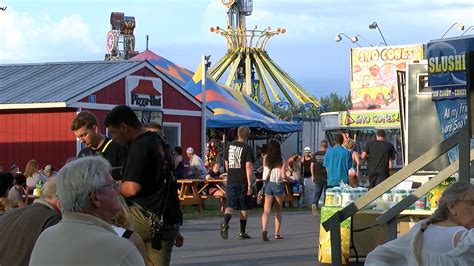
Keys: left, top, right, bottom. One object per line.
{"left": 210, "top": 0, "right": 320, "bottom": 111}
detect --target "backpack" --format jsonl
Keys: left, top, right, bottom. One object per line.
{"left": 150, "top": 134, "right": 175, "bottom": 215}
{"left": 155, "top": 134, "right": 175, "bottom": 183}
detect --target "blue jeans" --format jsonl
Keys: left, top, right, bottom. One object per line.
{"left": 313, "top": 181, "right": 325, "bottom": 206}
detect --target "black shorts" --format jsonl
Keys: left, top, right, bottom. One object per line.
{"left": 226, "top": 183, "right": 253, "bottom": 210}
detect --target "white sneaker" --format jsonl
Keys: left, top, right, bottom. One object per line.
{"left": 311, "top": 204, "right": 318, "bottom": 216}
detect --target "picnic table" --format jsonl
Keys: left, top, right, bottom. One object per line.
{"left": 177, "top": 179, "right": 206, "bottom": 211}
{"left": 22, "top": 194, "right": 39, "bottom": 205}
{"left": 198, "top": 179, "right": 226, "bottom": 195}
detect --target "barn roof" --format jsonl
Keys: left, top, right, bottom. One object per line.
{"left": 0, "top": 60, "right": 147, "bottom": 105}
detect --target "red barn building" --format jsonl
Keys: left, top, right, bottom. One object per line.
{"left": 0, "top": 60, "right": 210, "bottom": 171}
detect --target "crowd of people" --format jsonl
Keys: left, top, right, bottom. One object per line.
{"left": 1, "top": 108, "right": 472, "bottom": 265}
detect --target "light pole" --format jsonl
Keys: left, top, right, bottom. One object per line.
{"left": 351, "top": 34, "right": 374, "bottom": 47}
{"left": 335, "top": 33, "right": 361, "bottom": 47}
{"left": 440, "top": 22, "right": 465, "bottom": 38}
{"left": 201, "top": 55, "right": 211, "bottom": 158}
{"left": 461, "top": 26, "right": 474, "bottom": 36}
{"left": 368, "top": 22, "right": 388, "bottom": 46}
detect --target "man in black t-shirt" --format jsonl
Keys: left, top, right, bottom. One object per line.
{"left": 361, "top": 130, "right": 396, "bottom": 189}
{"left": 105, "top": 105, "right": 183, "bottom": 266}
{"left": 220, "top": 126, "right": 255, "bottom": 240}
{"left": 71, "top": 111, "right": 127, "bottom": 180}
{"left": 312, "top": 140, "right": 328, "bottom": 210}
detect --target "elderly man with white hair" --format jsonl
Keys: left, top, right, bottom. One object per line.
{"left": 30, "top": 156, "right": 144, "bottom": 266}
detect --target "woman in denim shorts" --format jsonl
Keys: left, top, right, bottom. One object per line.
{"left": 260, "top": 140, "right": 290, "bottom": 241}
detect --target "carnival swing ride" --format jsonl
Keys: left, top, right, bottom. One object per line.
{"left": 209, "top": 0, "right": 320, "bottom": 111}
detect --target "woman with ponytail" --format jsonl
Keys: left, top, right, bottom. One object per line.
{"left": 366, "top": 181, "right": 474, "bottom": 265}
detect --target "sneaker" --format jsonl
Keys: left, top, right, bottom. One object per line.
{"left": 311, "top": 204, "right": 318, "bottom": 216}
{"left": 239, "top": 232, "right": 251, "bottom": 240}
{"left": 220, "top": 222, "right": 229, "bottom": 240}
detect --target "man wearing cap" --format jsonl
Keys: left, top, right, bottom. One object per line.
{"left": 186, "top": 147, "right": 207, "bottom": 179}
{"left": 71, "top": 111, "right": 127, "bottom": 180}
{"left": 299, "top": 147, "right": 314, "bottom": 208}
{"left": 42, "top": 165, "right": 56, "bottom": 178}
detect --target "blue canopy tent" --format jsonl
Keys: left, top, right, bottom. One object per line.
{"left": 184, "top": 66, "right": 302, "bottom": 133}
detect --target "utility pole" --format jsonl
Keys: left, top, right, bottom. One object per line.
{"left": 201, "top": 55, "right": 211, "bottom": 158}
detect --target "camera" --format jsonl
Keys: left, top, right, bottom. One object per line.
{"left": 151, "top": 220, "right": 163, "bottom": 250}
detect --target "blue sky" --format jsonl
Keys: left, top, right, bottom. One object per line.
{"left": 1, "top": 0, "right": 473, "bottom": 98}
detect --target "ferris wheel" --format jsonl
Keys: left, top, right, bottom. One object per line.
{"left": 209, "top": 0, "right": 320, "bottom": 111}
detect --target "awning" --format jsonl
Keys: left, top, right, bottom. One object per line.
{"left": 185, "top": 67, "right": 302, "bottom": 133}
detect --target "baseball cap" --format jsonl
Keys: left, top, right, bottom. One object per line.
{"left": 186, "top": 147, "right": 194, "bottom": 154}
{"left": 304, "top": 147, "right": 311, "bottom": 153}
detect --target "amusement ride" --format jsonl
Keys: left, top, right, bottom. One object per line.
{"left": 209, "top": 0, "right": 320, "bottom": 111}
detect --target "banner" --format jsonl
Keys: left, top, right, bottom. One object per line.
{"left": 350, "top": 44, "right": 424, "bottom": 110}
{"left": 428, "top": 36, "right": 474, "bottom": 162}
{"left": 339, "top": 110, "right": 400, "bottom": 127}
{"left": 427, "top": 36, "right": 473, "bottom": 99}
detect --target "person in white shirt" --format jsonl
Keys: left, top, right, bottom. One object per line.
{"left": 186, "top": 147, "right": 207, "bottom": 179}
{"left": 261, "top": 140, "right": 292, "bottom": 241}
{"left": 366, "top": 182, "right": 474, "bottom": 266}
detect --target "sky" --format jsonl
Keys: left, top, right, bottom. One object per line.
{"left": 0, "top": 0, "right": 473, "bottom": 99}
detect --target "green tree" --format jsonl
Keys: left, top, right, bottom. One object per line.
{"left": 256, "top": 91, "right": 352, "bottom": 121}
{"left": 319, "top": 92, "right": 352, "bottom": 112}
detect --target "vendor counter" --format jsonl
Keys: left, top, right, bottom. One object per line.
{"left": 318, "top": 206, "right": 433, "bottom": 264}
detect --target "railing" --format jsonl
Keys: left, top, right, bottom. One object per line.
{"left": 321, "top": 131, "right": 464, "bottom": 265}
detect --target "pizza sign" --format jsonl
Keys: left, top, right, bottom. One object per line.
{"left": 126, "top": 76, "right": 163, "bottom": 110}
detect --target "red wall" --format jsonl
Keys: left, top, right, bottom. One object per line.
{"left": 0, "top": 108, "right": 77, "bottom": 171}
{"left": 0, "top": 66, "right": 203, "bottom": 172}
{"left": 164, "top": 114, "right": 202, "bottom": 157}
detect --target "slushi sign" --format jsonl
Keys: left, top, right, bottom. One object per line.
{"left": 427, "top": 37, "right": 472, "bottom": 100}
{"left": 427, "top": 36, "right": 474, "bottom": 163}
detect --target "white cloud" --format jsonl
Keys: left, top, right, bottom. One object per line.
{"left": 0, "top": 11, "right": 101, "bottom": 63}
